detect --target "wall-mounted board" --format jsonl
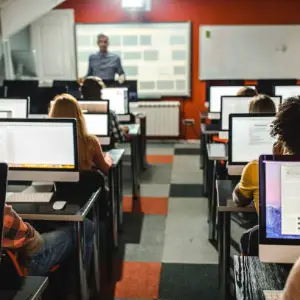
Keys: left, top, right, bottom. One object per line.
{"left": 76, "top": 22, "right": 191, "bottom": 98}
{"left": 199, "top": 25, "right": 300, "bottom": 80}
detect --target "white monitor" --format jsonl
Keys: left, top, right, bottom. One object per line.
{"left": 0, "top": 119, "right": 79, "bottom": 182}
{"left": 209, "top": 85, "right": 255, "bottom": 113}
{"left": 0, "top": 98, "right": 28, "bottom": 118}
{"left": 78, "top": 100, "right": 109, "bottom": 114}
{"left": 84, "top": 113, "right": 109, "bottom": 137}
{"left": 101, "top": 87, "right": 129, "bottom": 115}
{"left": 221, "top": 96, "right": 281, "bottom": 130}
{"left": 274, "top": 85, "right": 300, "bottom": 102}
{"left": 228, "top": 114, "right": 275, "bottom": 165}
{"left": 259, "top": 155, "right": 300, "bottom": 263}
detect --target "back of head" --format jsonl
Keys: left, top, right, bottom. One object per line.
{"left": 271, "top": 96, "right": 300, "bottom": 155}
{"left": 250, "top": 94, "right": 276, "bottom": 113}
{"left": 236, "top": 86, "right": 258, "bottom": 97}
{"left": 81, "top": 76, "right": 106, "bottom": 100}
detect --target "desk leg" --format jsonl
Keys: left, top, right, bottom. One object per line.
{"left": 75, "top": 221, "right": 88, "bottom": 300}
{"left": 131, "top": 135, "right": 140, "bottom": 200}
{"left": 218, "top": 212, "right": 223, "bottom": 290}
{"left": 117, "top": 161, "right": 123, "bottom": 230}
{"left": 139, "top": 117, "right": 147, "bottom": 171}
{"left": 109, "top": 170, "right": 118, "bottom": 248}
{"left": 200, "top": 127, "right": 204, "bottom": 170}
{"left": 92, "top": 204, "right": 100, "bottom": 294}
{"left": 209, "top": 160, "right": 217, "bottom": 241}
{"left": 221, "top": 212, "right": 231, "bottom": 300}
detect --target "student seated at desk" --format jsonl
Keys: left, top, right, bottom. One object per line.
{"left": 81, "top": 76, "right": 129, "bottom": 144}
{"left": 49, "top": 93, "right": 112, "bottom": 174}
{"left": 3, "top": 204, "right": 94, "bottom": 276}
{"left": 232, "top": 95, "right": 277, "bottom": 212}
{"left": 236, "top": 86, "right": 258, "bottom": 97}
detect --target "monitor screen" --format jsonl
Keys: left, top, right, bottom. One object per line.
{"left": 0, "top": 98, "right": 28, "bottom": 118}
{"left": 229, "top": 114, "right": 275, "bottom": 164}
{"left": 221, "top": 96, "right": 281, "bottom": 130}
{"left": 84, "top": 114, "right": 108, "bottom": 136}
{"left": 209, "top": 85, "right": 255, "bottom": 113}
{"left": 78, "top": 101, "right": 109, "bottom": 114}
{"left": 263, "top": 160, "right": 300, "bottom": 240}
{"left": 274, "top": 86, "right": 300, "bottom": 102}
{"left": 102, "top": 87, "right": 129, "bottom": 115}
{"left": 0, "top": 119, "right": 77, "bottom": 170}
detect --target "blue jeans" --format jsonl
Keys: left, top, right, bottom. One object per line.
{"left": 27, "top": 219, "right": 94, "bottom": 276}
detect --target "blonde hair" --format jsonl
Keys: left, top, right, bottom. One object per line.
{"left": 49, "top": 93, "right": 97, "bottom": 170}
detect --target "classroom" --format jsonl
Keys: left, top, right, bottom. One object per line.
{"left": 1, "top": 0, "right": 300, "bottom": 299}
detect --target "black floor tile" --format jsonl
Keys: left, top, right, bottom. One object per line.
{"left": 169, "top": 184, "right": 204, "bottom": 197}
{"left": 174, "top": 148, "right": 200, "bottom": 155}
{"left": 159, "top": 263, "right": 218, "bottom": 300}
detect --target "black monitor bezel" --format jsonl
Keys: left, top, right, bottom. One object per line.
{"left": 228, "top": 113, "right": 276, "bottom": 165}
{"left": 259, "top": 154, "right": 300, "bottom": 245}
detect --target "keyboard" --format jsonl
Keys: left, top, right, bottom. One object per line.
{"left": 263, "top": 290, "right": 283, "bottom": 300}
{"left": 6, "top": 192, "right": 53, "bottom": 203}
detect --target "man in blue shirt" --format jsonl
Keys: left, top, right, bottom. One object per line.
{"left": 86, "top": 33, "right": 125, "bottom": 83}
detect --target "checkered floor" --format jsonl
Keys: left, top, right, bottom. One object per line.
{"left": 101, "top": 142, "right": 220, "bottom": 300}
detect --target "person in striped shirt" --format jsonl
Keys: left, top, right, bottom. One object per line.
{"left": 3, "top": 204, "right": 94, "bottom": 276}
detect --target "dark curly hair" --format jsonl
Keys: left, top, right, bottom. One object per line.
{"left": 81, "top": 76, "right": 105, "bottom": 100}
{"left": 236, "top": 86, "right": 258, "bottom": 97}
{"left": 270, "top": 96, "right": 300, "bottom": 155}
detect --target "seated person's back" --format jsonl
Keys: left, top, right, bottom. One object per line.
{"left": 49, "top": 93, "right": 112, "bottom": 174}
{"left": 232, "top": 94, "right": 278, "bottom": 212}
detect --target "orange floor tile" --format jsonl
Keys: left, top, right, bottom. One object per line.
{"left": 147, "top": 155, "right": 174, "bottom": 164}
{"left": 115, "top": 261, "right": 161, "bottom": 299}
{"left": 123, "top": 196, "right": 168, "bottom": 215}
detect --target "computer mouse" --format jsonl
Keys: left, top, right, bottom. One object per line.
{"left": 52, "top": 201, "right": 67, "bottom": 210}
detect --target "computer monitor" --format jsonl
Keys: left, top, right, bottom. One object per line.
{"left": 209, "top": 85, "right": 256, "bottom": 113}
{"left": 228, "top": 114, "right": 275, "bottom": 165}
{"left": 84, "top": 113, "right": 110, "bottom": 144}
{"left": 274, "top": 85, "right": 300, "bottom": 102}
{"left": 3, "top": 80, "right": 38, "bottom": 99}
{"left": 0, "top": 98, "right": 28, "bottom": 118}
{"left": 101, "top": 87, "right": 129, "bottom": 115}
{"left": 259, "top": 155, "right": 300, "bottom": 263}
{"left": 0, "top": 119, "right": 79, "bottom": 182}
{"left": 78, "top": 100, "right": 109, "bottom": 114}
{"left": 221, "top": 96, "right": 281, "bottom": 130}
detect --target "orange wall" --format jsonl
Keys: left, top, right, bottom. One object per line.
{"left": 58, "top": 0, "right": 300, "bottom": 139}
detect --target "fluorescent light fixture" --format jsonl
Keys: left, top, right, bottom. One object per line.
{"left": 122, "top": 0, "right": 151, "bottom": 11}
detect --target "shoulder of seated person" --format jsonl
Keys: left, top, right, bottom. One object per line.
{"left": 243, "top": 160, "right": 258, "bottom": 172}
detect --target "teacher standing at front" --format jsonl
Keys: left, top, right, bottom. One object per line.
{"left": 85, "top": 33, "right": 125, "bottom": 83}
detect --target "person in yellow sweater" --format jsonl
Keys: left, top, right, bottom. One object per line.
{"left": 232, "top": 94, "right": 277, "bottom": 212}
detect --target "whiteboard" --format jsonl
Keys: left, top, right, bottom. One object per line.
{"left": 76, "top": 22, "right": 191, "bottom": 98}
{"left": 199, "top": 25, "right": 300, "bottom": 80}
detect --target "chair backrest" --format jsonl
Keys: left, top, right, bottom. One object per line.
{"left": 54, "top": 170, "right": 105, "bottom": 200}
{"left": 240, "top": 225, "right": 259, "bottom": 256}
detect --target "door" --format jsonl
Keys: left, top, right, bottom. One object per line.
{"left": 31, "top": 9, "right": 76, "bottom": 80}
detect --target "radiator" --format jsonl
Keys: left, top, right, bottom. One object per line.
{"left": 130, "top": 101, "right": 180, "bottom": 136}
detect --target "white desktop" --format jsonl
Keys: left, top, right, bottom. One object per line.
{"left": 102, "top": 87, "right": 130, "bottom": 122}
{"left": 229, "top": 114, "right": 275, "bottom": 165}
{"left": 275, "top": 85, "right": 300, "bottom": 102}
{"left": 259, "top": 155, "right": 300, "bottom": 263}
{"left": 83, "top": 113, "right": 110, "bottom": 145}
{"left": 0, "top": 119, "right": 79, "bottom": 182}
{"left": 0, "top": 98, "right": 28, "bottom": 118}
{"left": 78, "top": 100, "right": 109, "bottom": 114}
{"left": 221, "top": 96, "right": 281, "bottom": 130}
{"left": 209, "top": 85, "right": 255, "bottom": 113}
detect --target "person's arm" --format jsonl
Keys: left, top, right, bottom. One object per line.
{"left": 282, "top": 257, "right": 300, "bottom": 300}
{"left": 232, "top": 162, "right": 256, "bottom": 207}
{"left": 116, "top": 56, "right": 125, "bottom": 83}
{"left": 93, "top": 138, "right": 112, "bottom": 175}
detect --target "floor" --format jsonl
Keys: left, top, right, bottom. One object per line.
{"left": 107, "top": 142, "right": 220, "bottom": 300}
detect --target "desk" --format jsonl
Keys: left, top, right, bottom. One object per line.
{"left": 12, "top": 189, "right": 101, "bottom": 300}
{"left": 234, "top": 256, "right": 290, "bottom": 300}
{"left": 108, "top": 149, "right": 125, "bottom": 247}
{"left": 216, "top": 180, "right": 256, "bottom": 300}
{"left": 127, "top": 124, "right": 141, "bottom": 200}
{"left": 0, "top": 276, "right": 48, "bottom": 300}
{"left": 206, "top": 144, "right": 228, "bottom": 241}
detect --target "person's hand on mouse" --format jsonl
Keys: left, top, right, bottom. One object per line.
{"left": 104, "top": 152, "right": 113, "bottom": 167}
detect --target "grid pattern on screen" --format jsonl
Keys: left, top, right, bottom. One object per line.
{"left": 75, "top": 23, "right": 191, "bottom": 98}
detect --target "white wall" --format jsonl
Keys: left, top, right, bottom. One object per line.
{"left": 0, "top": 0, "right": 65, "bottom": 39}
